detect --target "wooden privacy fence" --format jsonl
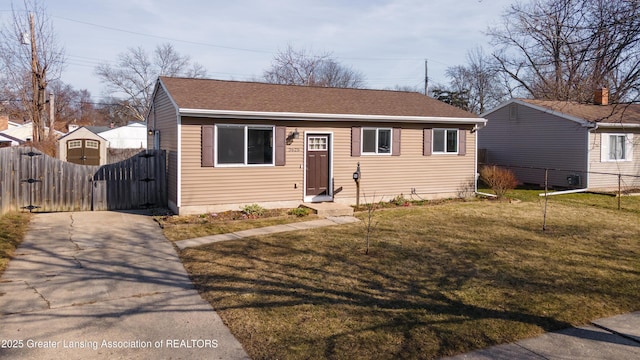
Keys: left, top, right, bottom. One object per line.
{"left": 0, "top": 147, "right": 166, "bottom": 214}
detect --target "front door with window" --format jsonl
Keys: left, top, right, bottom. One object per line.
{"left": 306, "top": 134, "right": 330, "bottom": 198}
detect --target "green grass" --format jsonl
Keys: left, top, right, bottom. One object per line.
{"left": 180, "top": 194, "right": 640, "bottom": 359}
{"left": 0, "top": 212, "right": 31, "bottom": 275}
{"left": 484, "top": 188, "right": 640, "bottom": 213}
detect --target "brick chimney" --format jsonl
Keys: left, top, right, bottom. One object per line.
{"left": 594, "top": 88, "right": 609, "bottom": 105}
{"left": 0, "top": 114, "right": 8, "bottom": 131}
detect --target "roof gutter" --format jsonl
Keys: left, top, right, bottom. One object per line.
{"left": 593, "top": 123, "right": 640, "bottom": 129}
{"left": 179, "top": 108, "right": 488, "bottom": 126}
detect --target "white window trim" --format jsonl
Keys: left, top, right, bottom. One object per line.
{"left": 307, "top": 135, "right": 328, "bottom": 151}
{"left": 68, "top": 140, "right": 82, "bottom": 149}
{"left": 361, "top": 127, "right": 392, "bottom": 155}
{"left": 432, "top": 128, "right": 459, "bottom": 155}
{"left": 214, "top": 124, "right": 275, "bottom": 167}
{"left": 85, "top": 140, "right": 99, "bottom": 149}
{"left": 601, "top": 133, "right": 633, "bottom": 162}
{"left": 303, "top": 131, "right": 334, "bottom": 203}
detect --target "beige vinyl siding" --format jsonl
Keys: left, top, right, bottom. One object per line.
{"left": 181, "top": 118, "right": 304, "bottom": 208}
{"left": 150, "top": 86, "right": 179, "bottom": 209}
{"left": 341, "top": 124, "right": 476, "bottom": 201}
{"left": 480, "top": 103, "right": 589, "bottom": 188}
{"left": 178, "top": 119, "right": 476, "bottom": 212}
{"left": 588, "top": 130, "right": 640, "bottom": 190}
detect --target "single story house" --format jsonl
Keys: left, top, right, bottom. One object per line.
{"left": 94, "top": 122, "right": 147, "bottom": 149}
{"left": 0, "top": 133, "right": 24, "bottom": 148}
{"left": 479, "top": 89, "right": 640, "bottom": 191}
{"left": 57, "top": 127, "right": 109, "bottom": 166}
{"left": 0, "top": 115, "right": 21, "bottom": 132}
{"left": 148, "top": 77, "right": 487, "bottom": 215}
{"left": 0, "top": 122, "right": 63, "bottom": 143}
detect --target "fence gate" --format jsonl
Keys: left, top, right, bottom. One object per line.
{"left": 0, "top": 147, "right": 166, "bottom": 214}
{"left": 92, "top": 150, "right": 167, "bottom": 210}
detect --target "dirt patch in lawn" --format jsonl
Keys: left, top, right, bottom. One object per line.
{"left": 156, "top": 208, "right": 318, "bottom": 241}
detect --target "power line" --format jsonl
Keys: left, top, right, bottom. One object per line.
{"left": 53, "top": 15, "right": 274, "bottom": 55}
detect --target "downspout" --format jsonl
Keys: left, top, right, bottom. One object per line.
{"left": 176, "top": 112, "right": 182, "bottom": 213}
{"left": 586, "top": 123, "right": 598, "bottom": 189}
{"left": 474, "top": 124, "right": 479, "bottom": 194}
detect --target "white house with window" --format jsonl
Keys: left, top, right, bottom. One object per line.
{"left": 603, "top": 133, "right": 633, "bottom": 162}
{"left": 480, "top": 94, "right": 640, "bottom": 191}
{"left": 96, "top": 122, "right": 147, "bottom": 149}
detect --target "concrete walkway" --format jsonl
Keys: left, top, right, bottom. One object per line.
{"left": 0, "top": 211, "right": 249, "bottom": 359}
{"left": 175, "top": 216, "right": 361, "bottom": 250}
{"left": 441, "top": 312, "right": 640, "bottom": 359}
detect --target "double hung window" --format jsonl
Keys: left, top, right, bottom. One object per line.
{"left": 608, "top": 134, "right": 627, "bottom": 161}
{"left": 217, "top": 125, "right": 274, "bottom": 165}
{"left": 433, "top": 129, "right": 458, "bottom": 154}
{"left": 362, "top": 128, "right": 391, "bottom": 155}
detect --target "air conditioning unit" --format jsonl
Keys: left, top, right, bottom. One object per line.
{"left": 567, "top": 174, "right": 581, "bottom": 186}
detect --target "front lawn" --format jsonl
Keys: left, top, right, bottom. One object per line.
{"left": 180, "top": 194, "right": 640, "bottom": 359}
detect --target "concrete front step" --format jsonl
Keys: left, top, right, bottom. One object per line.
{"left": 301, "top": 202, "right": 354, "bottom": 217}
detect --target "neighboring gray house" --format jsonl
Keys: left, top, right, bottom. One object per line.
{"left": 480, "top": 90, "right": 640, "bottom": 191}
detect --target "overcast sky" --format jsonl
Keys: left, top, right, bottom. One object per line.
{"left": 2, "top": 0, "right": 514, "bottom": 101}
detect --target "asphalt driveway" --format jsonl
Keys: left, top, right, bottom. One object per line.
{"left": 0, "top": 211, "right": 249, "bottom": 359}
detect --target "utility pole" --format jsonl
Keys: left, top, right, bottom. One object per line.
{"left": 28, "top": 12, "right": 45, "bottom": 142}
{"left": 48, "top": 92, "right": 55, "bottom": 139}
{"left": 424, "top": 59, "right": 428, "bottom": 96}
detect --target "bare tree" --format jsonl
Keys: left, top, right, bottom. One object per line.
{"left": 488, "top": 0, "right": 640, "bottom": 103}
{"left": 95, "top": 43, "right": 207, "bottom": 121}
{"left": 445, "top": 47, "right": 507, "bottom": 114}
{"left": 0, "top": 0, "right": 65, "bottom": 141}
{"left": 388, "top": 84, "right": 423, "bottom": 93}
{"left": 263, "top": 45, "right": 365, "bottom": 88}
{"left": 430, "top": 88, "right": 470, "bottom": 111}
{"left": 48, "top": 80, "right": 101, "bottom": 130}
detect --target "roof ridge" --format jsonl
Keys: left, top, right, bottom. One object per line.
{"left": 159, "top": 76, "right": 425, "bottom": 95}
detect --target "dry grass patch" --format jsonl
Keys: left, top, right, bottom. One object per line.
{"left": 180, "top": 197, "right": 640, "bottom": 359}
{"left": 0, "top": 212, "right": 31, "bottom": 275}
